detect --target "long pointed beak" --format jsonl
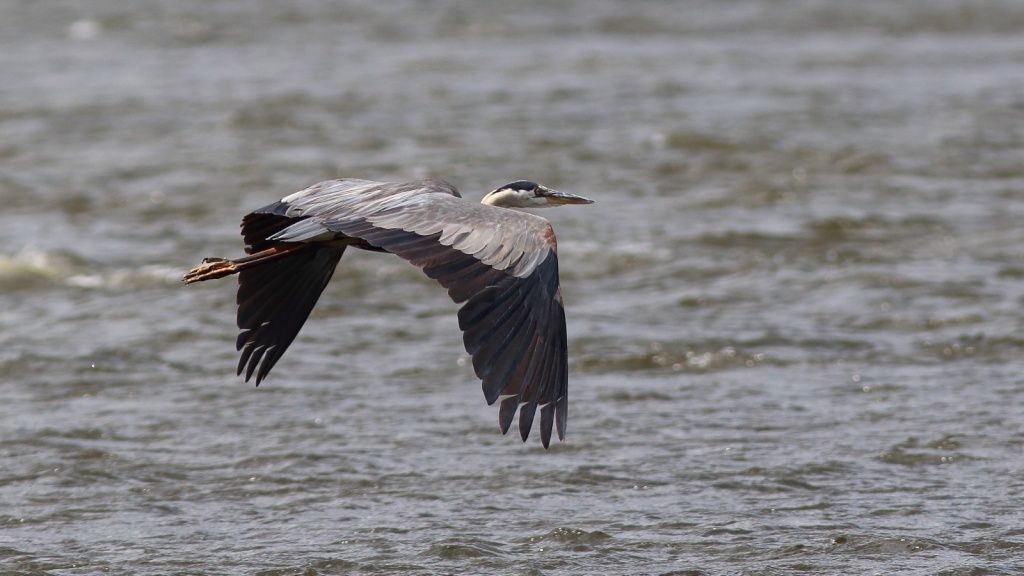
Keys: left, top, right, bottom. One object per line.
{"left": 541, "top": 187, "right": 595, "bottom": 205}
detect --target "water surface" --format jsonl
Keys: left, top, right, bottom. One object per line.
{"left": 3, "top": 1, "right": 1024, "bottom": 574}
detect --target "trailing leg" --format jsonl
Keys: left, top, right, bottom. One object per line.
{"left": 183, "top": 244, "right": 314, "bottom": 284}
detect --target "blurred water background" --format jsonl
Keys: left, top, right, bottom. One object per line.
{"left": 3, "top": 1, "right": 1024, "bottom": 574}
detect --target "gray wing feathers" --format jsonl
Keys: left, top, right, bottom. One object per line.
{"left": 369, "top": 197, "right": 555, "bottom": 278}
{"left": 271, "top": 183, "right": 554, "bottom": 279}
{"left": 276, "top": 178, "right": 460, "bottom": 218}
{"left": 267, "top": 179, "right": 459, "bottom": 242}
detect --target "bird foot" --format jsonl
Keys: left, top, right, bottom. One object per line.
{"left": 183, "top": 257, "right": 237, "bottom": 283}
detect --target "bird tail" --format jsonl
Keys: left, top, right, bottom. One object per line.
{"left": 183, "top": 244, "right": 311, "bottom": 284}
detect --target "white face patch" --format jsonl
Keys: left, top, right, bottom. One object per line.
{"left": 481, "top": 189, "right": 522, "bottom": 207}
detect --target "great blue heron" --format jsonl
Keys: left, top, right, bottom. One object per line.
{"left": 184, "top": 178, "right": 593, "bottom": 447}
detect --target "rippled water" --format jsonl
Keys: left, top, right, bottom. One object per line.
{"left": 4, "top": 1, "right": 1024, "bottom": 574}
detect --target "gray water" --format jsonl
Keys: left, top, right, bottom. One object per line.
{"left": 3, "top": 1, "right": 1024, "bottom": 574}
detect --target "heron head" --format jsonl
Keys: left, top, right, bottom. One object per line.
{"left": 481, "top": 181, "right": 594, "bottom": 209}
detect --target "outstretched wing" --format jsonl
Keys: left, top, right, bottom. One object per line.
{"left": 233, "top": 179, "right": 461, "bottom": 386}
{"left": 233, "top": 211, "right": 346, "bottom": 385}
{"left": 266, "top": 180, "right": 570, "bottom": 447}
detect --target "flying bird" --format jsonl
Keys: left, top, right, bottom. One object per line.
{"left": 184, "top": 178, "right": 593, "bottom": 447}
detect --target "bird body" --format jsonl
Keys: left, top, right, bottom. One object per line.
{"left": 185, "top": 178, "right": 592, "bottom": 447}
